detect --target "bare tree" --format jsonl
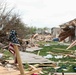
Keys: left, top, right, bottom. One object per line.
{"left": 0, "top": 1, "right": 27, "bottom": 44}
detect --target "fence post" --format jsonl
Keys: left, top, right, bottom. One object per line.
{"left": 14, "top": 45, "right": 25, "bottom": 75}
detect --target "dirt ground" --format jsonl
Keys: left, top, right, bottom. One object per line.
{"left": 0, "top": 65, "right": 76, "bottom": 75}
{"left": 0, "top": 66, "right": 20, "bottom": 75}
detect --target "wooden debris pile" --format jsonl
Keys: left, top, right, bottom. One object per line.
{"left": 58, "top": 18, "right": 76, "bottom": 42}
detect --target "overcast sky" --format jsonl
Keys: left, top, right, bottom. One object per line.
{"left": 6, "top": 0, "right": 76, "bottom": 28}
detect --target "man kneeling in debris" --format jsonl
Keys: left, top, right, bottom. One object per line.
{"left": 18, "top": 38, "right": 29, "bottom": 52}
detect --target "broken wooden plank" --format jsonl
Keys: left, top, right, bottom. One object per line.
{"left": 53, "top": 48, "right": 72, "bottom": 51}
{"left": 29, "top": 65, "right": 44, "bottom": 74}
{"left": 20, "top": 52, "right": 53, "bottom": 64}
{"left": 25, "top": 68, "right": 42, "bottom": 75}
{"left": 26, "top": 47, "right": 43, "bottom": 52}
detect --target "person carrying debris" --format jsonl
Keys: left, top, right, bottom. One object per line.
{"left": 8, "top": 30, "right": 20, "bottom": 64}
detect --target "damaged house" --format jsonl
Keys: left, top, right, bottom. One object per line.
{"left": 58, "top": 19, "right": 76, "bottom": 42}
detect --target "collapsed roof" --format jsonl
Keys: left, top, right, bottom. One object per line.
{"left": 58, "top": 19, "right": 76, "bottom": 41}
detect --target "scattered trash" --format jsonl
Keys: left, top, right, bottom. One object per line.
{"left": 73, "top": 66, "right": 76, "bottom": 72}
{"left": 44, "top": 43, "right": 51, "bottom": 46}
{"left": 0, "top": 53, "right": 3, "bottom": 58}
{"left": 62, "top": 68, "right": 68, "bottom": 71}
{"left": 43, "top": 54, "right": 53, "bottom": 58}
{"left": 54, "top": 55, "right": 63, "bottom": 59}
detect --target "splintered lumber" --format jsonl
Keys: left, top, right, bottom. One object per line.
{"left": 29, "top": 65, "right": 43, "bottom": 74}
{"left": 58, "top": 29, "right": 74, "bottom": 41}
{"left": 52, "top": 48, "right": 73, "bottom": 55}
{"left": 25, "top": 68, "right": 42, "bottom": 75}
{"left": 59, "top": 29, "right": 73, "bottom": 37}
{"left": 53, "top": 48, "right": 72, "bottom": 51}
{"left": 26, "top": 47, "right": 43, "bottom": 52}
{"left": 53, "top": 48, "right": 74, "bottom": 54}
{"left": 66, "top": 40, "right": 76, "bottom": 50}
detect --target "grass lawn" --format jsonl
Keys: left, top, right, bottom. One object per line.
{"left": 33, "top": 41, "right": 76, "bottom": 74}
